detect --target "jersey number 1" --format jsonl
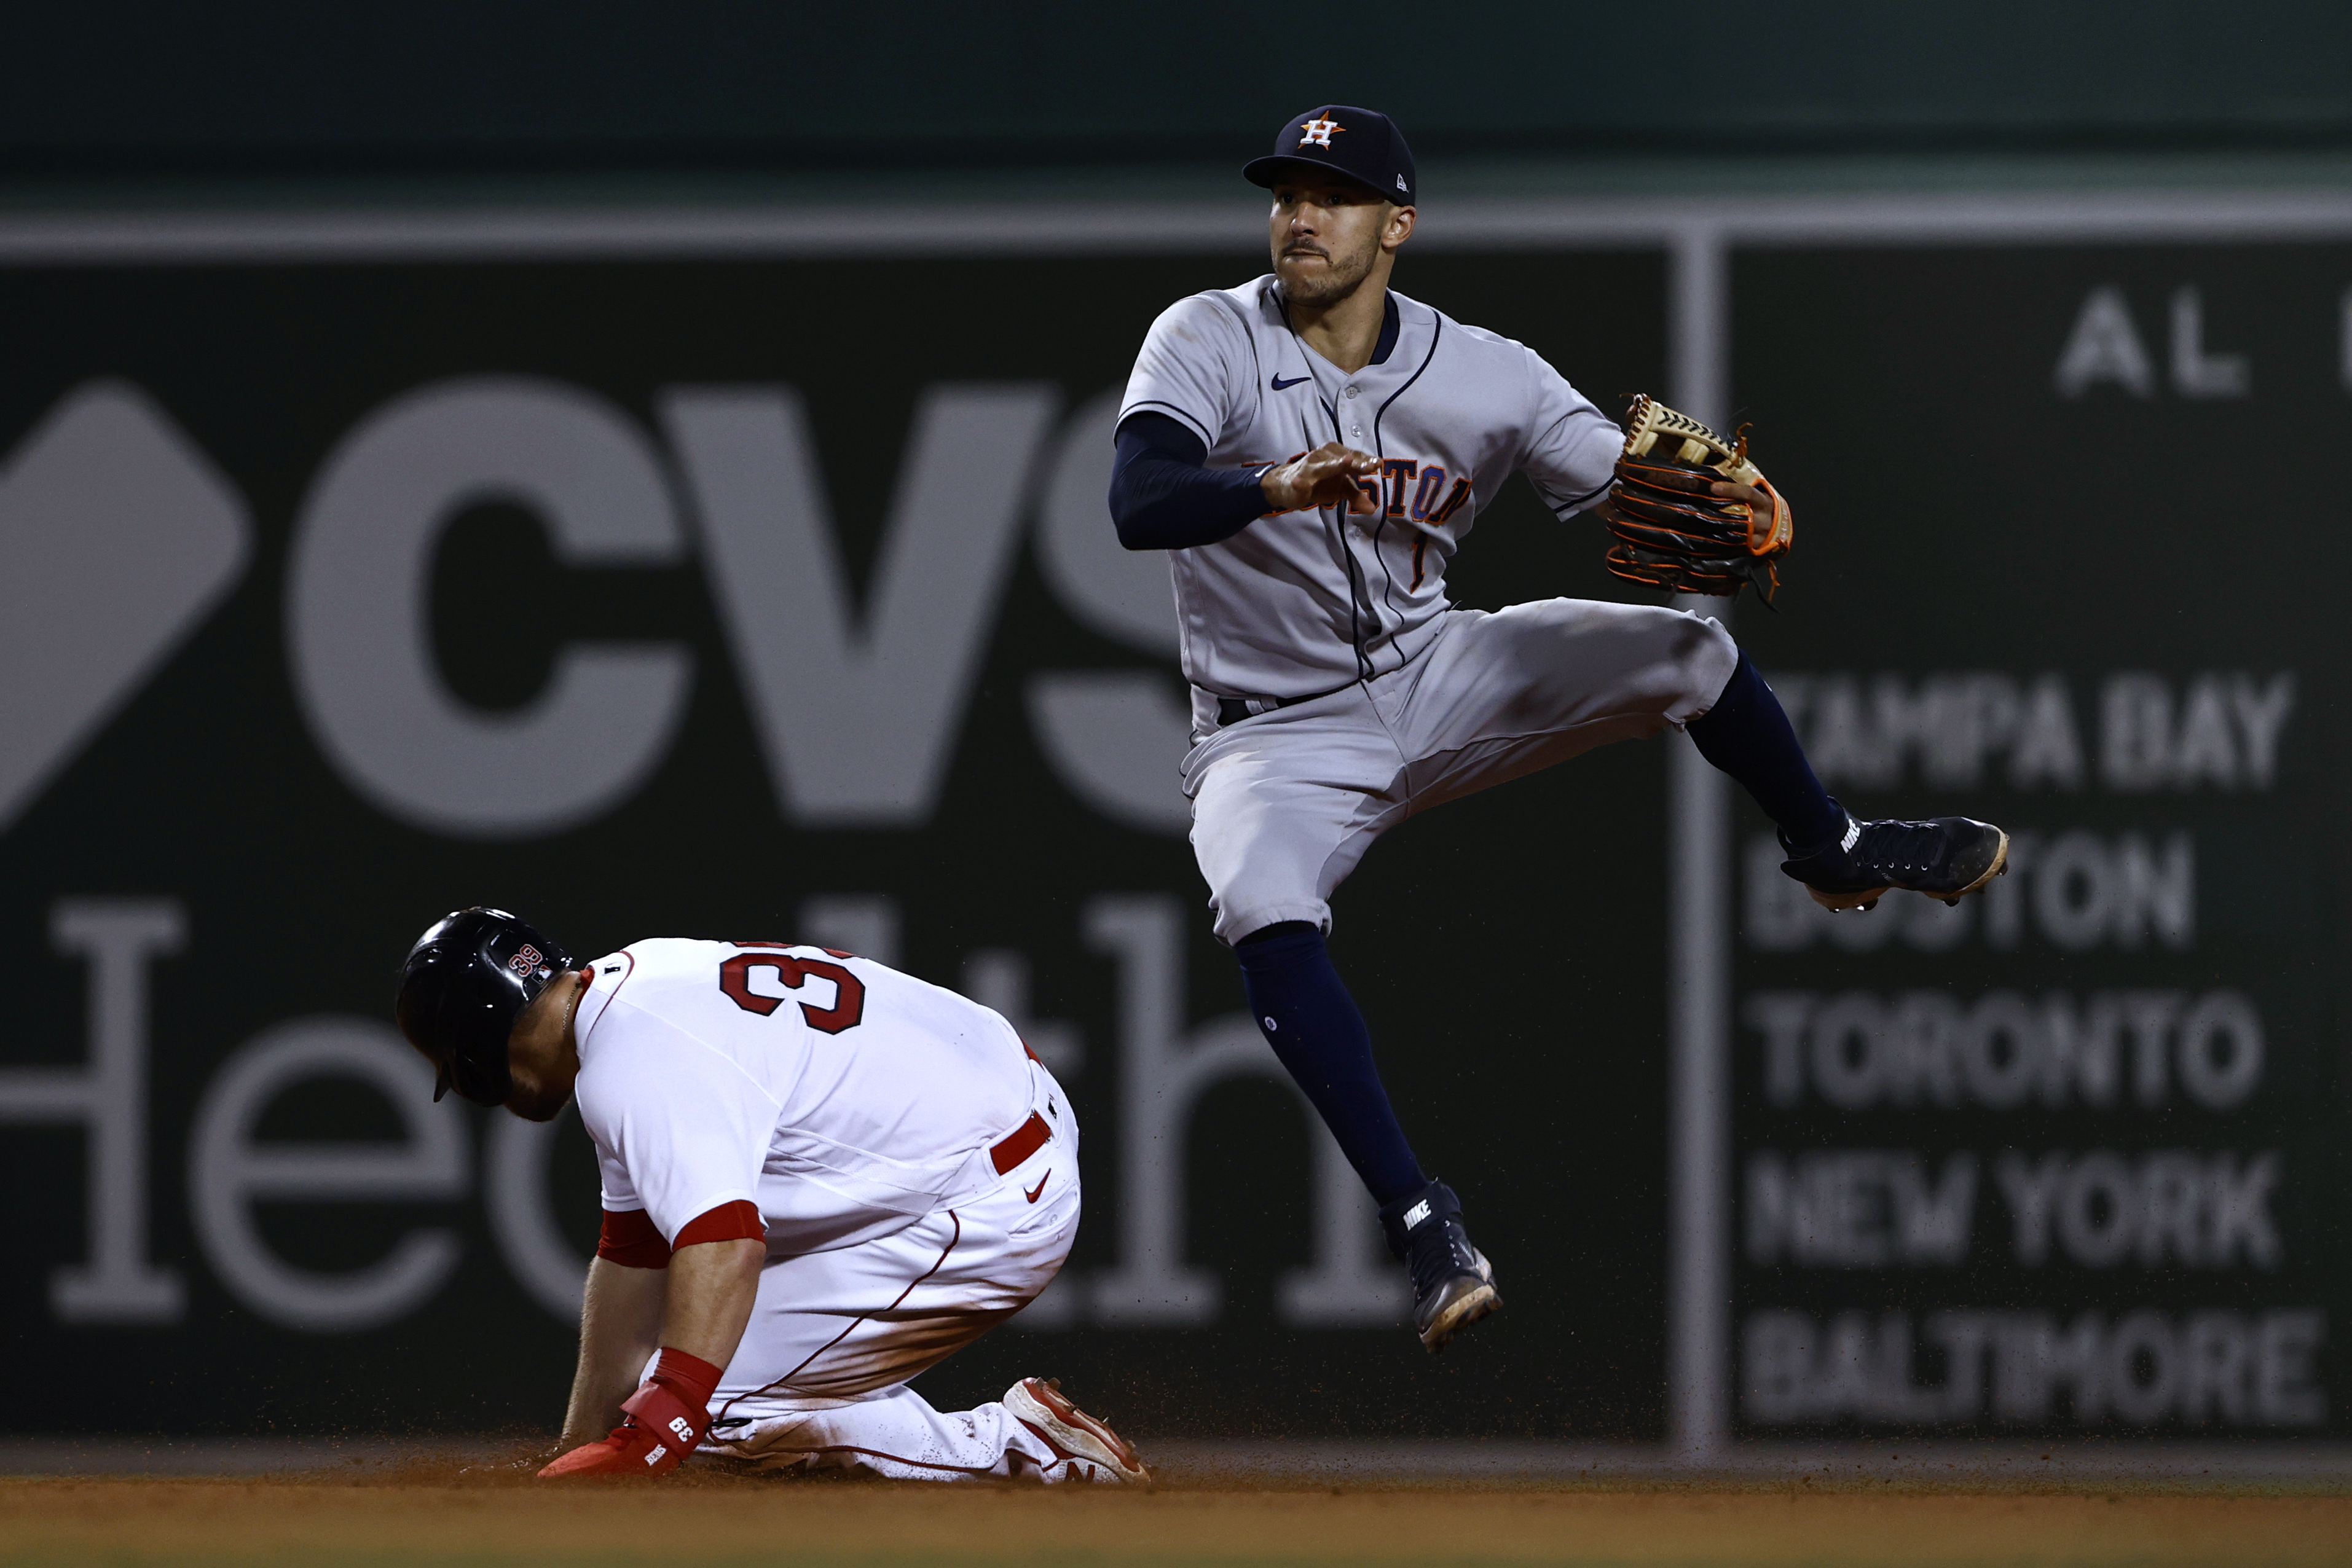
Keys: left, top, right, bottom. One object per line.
{"left": 718, "top": 947, "right": 866, "bottom": 1035}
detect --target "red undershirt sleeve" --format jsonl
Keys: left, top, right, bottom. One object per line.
{"left": 597, "top": 1200, "right": 764, "bottom": 1268}
{"left": 673, "top": 1199, "right": 766, "bottom": 1250}
{"left": 596, "top": 1207, "right": 670, "bottom": 1269}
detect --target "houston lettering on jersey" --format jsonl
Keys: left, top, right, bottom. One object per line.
{"left": 1120, "top": 277, "right": 1622, "bottom": 699}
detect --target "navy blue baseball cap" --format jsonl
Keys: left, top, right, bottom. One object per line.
{"left": 1244, "top": 106, "right": 1417, "bottom": 205}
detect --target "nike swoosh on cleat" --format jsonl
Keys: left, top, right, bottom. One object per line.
{"left": 1025, "top": 1172, "right": 1050, "bottom": 1203}
{"left": 1270, "top": 374, "right": 1311, "bottom": 390}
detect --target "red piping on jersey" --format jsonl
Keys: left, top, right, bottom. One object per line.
{"left": 708, "top": 1441, "right": 1006, "bottom": 1480}
{"left": 710, "top": 1211, "right": 963, "bottom": 1427}
{"left": 707, "top": 1440, "right": 1098, "bottom": 1483}
{"left": 578, "top": 948, "right": 637, "bottom": 1050}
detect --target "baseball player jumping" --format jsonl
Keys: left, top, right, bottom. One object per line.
{"left": 396, "top": 908, "right": 1148, "bottom": 1483}
{"left": 1109, "top": 106, "right": 2007, "bottom": 1353}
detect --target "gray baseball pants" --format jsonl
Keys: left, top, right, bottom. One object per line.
{"left": 1183, "top": 598, "right": 1739, "bottom": 944}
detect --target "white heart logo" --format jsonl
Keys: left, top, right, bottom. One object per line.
{"left": 0, "top": 381, "right": 250, "bottom": 832}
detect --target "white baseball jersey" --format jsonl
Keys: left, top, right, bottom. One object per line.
{"left": 1120, "top": 275, "right": 1624, "bottom": 713}
{"left": 572, "top": 938, "right": 1042, "bottom": 1254}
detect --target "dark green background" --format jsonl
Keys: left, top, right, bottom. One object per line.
{"left": 6, "top": 1, "right": 2350, "bottom": 179}
{"left": 0, "top": 246, "right": 1678, "bottom": 1438}
{"left": 1729, "top": 244, "right": 2351, "bottom": 1434}
{"left": 13, "top": 237, "right": 2342, "bottom": 1443}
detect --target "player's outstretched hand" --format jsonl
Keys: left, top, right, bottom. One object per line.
{"left": 1262, "top": 443, "right": 1381, "bottom": 515}
{"left": 538, "top": 1378, "right": 709, "bottom": 1480}
{"left": 539, "top": 1427, "right": 665, "bottom": 1478}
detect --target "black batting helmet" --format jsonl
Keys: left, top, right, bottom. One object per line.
{"left": 395, "top": 907, "right": 575, "bottom": 1105}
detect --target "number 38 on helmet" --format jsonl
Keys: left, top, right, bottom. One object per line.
{"left": 395, "top": 907, "right": 575, "bottom": 1106}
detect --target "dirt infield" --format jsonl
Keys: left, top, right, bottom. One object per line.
{"left": 4, "top": 1473, "right": 2350, "bottom": 1568}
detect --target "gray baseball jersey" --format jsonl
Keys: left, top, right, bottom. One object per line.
{"left": 1119, "top": 274, "right": 1624, "bottom": 721}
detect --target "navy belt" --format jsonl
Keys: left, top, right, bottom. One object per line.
{"left": 1214, "top": 684, "right": 1350, "bottom": 728}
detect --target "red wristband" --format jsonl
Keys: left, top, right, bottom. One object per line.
{"left": 648, "top": 1347, "right": 723, "bottom": 1415}
{"left": 535, "top": 1347, "right": 726, "bottom": 1480}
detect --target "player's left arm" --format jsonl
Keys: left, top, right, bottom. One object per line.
{"left": 545, "top": 1025, "right": 776, "bottom": 1478}
{"left": 1506, "top": 351, "right": 1618, "bottom": 520}
{"left": 558, "top": 1253, "right": 667, "bottom": 1449}
{"left": 1515, "top": 352, "right": 1774, "bottom": 523}
{"left": 659, "top": 1236, "right": 764, "bottom": 1371}
{"left": 542, "top": 1220, "right": 765, "bottom": 1476}
{"left": 1521, "top": 354, "right": 1795, "bottom": 527}
{"left": 554, "top": 1234, "right": 763, "bottom": 1449}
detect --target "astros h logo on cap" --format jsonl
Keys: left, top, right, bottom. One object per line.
{"left": 1244, "top": 104, "right": 1417, "bottom": 206}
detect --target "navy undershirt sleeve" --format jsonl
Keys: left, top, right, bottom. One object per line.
{"left": 1108, "top": 412, "right": 1272, "bottom": 551}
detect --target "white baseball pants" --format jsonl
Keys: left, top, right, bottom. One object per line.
{"left": 1186, "top": 599, "right": 1739, "bottom": 943}
{"left": 698, "top": 1068, "right": 1089, "bottom": 1481}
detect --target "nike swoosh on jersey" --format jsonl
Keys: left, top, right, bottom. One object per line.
{"left": 1270, "top": 374, "right": 1312, "bottom": 390}
{"left": 1025, "top": 1172, "right": 1051, "bottom": 1203}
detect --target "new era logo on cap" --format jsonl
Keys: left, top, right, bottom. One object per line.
{"left": 1245, "top": 104, "right": 1417, "bottom": 206}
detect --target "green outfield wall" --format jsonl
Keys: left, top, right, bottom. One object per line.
{"left": 1, "top": 192, "right": 2345, "bottom": 1449}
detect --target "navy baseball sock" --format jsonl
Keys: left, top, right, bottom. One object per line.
{"left": 1686, "top": 651, "right": 1846, "bottom": 851}
{"left": 1234, "top": 922, "right": 1426, "bottom": 1207}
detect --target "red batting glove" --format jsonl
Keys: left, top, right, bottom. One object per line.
{"left": 538, "top": 1349, "right": 723, "bottom": 1480}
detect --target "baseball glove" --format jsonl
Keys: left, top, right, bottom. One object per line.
{"left": 1600, "top": 394, "right": 1792, "bottom": 603}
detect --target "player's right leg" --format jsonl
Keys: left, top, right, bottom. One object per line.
{"left": 1186, "top": 692, "right": 1499, "bottom": 1352}
{"left": 1187, "top": 691, "right": 1423, "bottom": 1212}
{"left": 699, "top": 1081, "right": 1146, "bottom": 1480}
{"left": 710, "top": 1381, "right": 1146, "bottom": 1483}
{"left": 1687, "top": 651, "right": 2007, "bottom": 911}
{"left": 1393, "top": 600, "right": 2006, "bottom": 912}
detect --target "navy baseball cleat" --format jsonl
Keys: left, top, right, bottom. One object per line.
{"left": 1379, "top": 1179, "right": 1500, "bottom": 1354}
{"left": 1779, "top": 805, "right": 2010, "bottom": 912}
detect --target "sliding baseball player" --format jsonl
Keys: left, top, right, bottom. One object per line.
{"left": 395, "top": 907, "right": 1147, "bottom": 1483}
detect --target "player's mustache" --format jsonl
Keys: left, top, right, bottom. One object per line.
{"left": 1281, "top": 241, "right": 1331, "bottom": 260}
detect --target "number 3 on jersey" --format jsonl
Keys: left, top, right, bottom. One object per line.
{"left": 718, "top": 944, "right": 866, "bottom": 1034}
